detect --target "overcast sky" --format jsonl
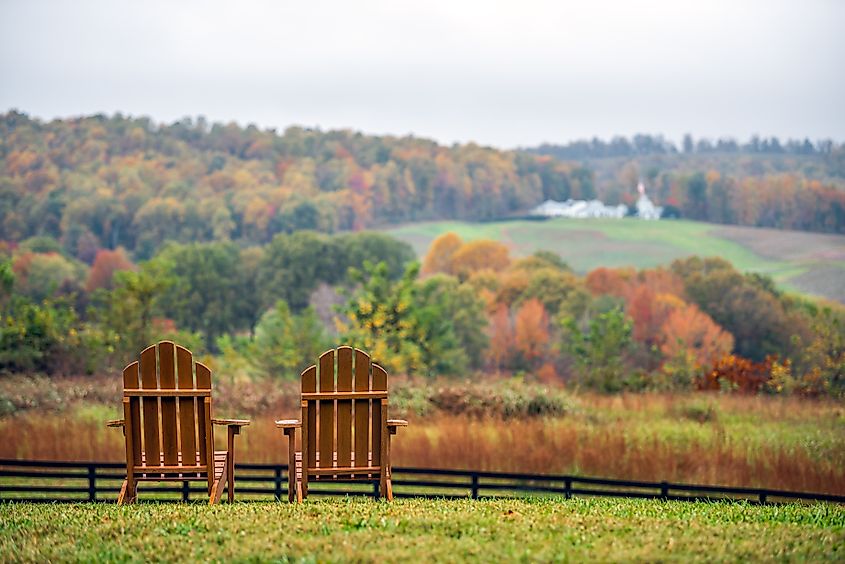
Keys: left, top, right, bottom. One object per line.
{"left": 1, "top": 0, "right": 843, "bottom": 149}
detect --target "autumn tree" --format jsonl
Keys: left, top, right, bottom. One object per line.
{"left": 514, "top": 298, "right": 550, "bottom": 367}
{"left": 449, "top": 239, "right": 511, "bottom": 280}
{"left": 672, "top": 257, "right": 795, "bottom": 360}
{"left": 85, "top": 248, "right": 134, "bottom": 292}
{"left": 659, "top": 302, "right": 734, "bottom": 367}
{"left": 420, "top": 232, "right": 463, "bottom": 276}
{"left": 585, "top": 267, "right": 635, "bottom": 297}
{"left": 486, "top": 303, "right": 514, "bottom": 370}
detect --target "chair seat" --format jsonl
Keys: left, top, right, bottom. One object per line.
{"left": 134, "top": 451, "right": 228, "bottom": 481}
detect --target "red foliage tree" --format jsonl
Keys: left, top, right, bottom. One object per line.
{"left": 514, "top": 298, "right": 550, "bottom": 365}
{"left": 85, "top": 248, "right": 135, "bottom": 292}
{"left": 486, "top": 303, "right": 514, "bottom": 370}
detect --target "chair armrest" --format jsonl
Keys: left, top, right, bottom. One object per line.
{"left": 107, "top": 419, "right": 125, "bottom": 428}
{"left": 212, "top": 418, "right": 250, "bottom": 427}
{"left": 387, "top": 419, "right": 407, "bottom": 435}
{"left": 275, "top": 419, "right": 301, "bottom": 429}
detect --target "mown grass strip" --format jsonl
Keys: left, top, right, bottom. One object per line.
{"left": 1, "top": 498, "right": 843, "bottom": 562}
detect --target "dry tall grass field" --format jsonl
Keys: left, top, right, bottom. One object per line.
{"left": 2, "top": 375, "right": 842, "bottom": 495}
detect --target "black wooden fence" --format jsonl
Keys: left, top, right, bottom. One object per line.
{"left": 1, "top": 459, "right": 843, "bottom": 504}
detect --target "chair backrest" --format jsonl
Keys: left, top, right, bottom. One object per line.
{"left": 301, "top": 346, "right": 388, "bottom": 479}
{"left": 122, "top": 341, "right": 214, "bottom": 473}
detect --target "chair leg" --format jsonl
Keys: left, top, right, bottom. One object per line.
{"left": 210, "top": 463, "right": 227, "bottom": 505}
{"left": 295, "top": 481, "right": 303, "bottom": 503}
{"left": 119, "top": 478, "right": 138, "bottom": 505}
{"left": 288, "top": 464, "right": 295, "bottom": 502}
{"left": 117, "top": 480, "right": 128, "bottom": 505}
{"left": 384, "top": 478, "right": 393, "bottom": 502}
{"left": 227, "top": 454, "right": 235, "bottom": 503}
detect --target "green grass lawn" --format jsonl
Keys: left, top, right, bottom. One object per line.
{"left": 385, "top": 218, "right": 845, "bottom": 302}
{"left": 1, "top": 498, "right": 843, "bottom": 562}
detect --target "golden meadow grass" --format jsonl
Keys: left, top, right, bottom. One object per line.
{"left": 1, "top": 379, "right": 842, "bottom": 495}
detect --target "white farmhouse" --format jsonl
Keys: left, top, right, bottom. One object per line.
{"left": 531, "top": 198, "right": 628, "bottom": 219}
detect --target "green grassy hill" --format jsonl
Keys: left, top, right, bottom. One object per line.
{"left": 386, "top": 219, "right": 845, "bottom": 302}
{"left": 2, "top": 499, "right": 842, "bottom": 561}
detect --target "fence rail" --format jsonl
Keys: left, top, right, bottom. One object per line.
{"left": 1, "top": 459, "right": 843, "bottom": 504}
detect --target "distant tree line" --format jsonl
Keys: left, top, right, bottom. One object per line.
{"left": 528, "top": 134, "right": 843, "bottom": 160}
{"left": 3, "top": 111, "right": 844, "bottom": 268}
{"left": 1, "top": 229, "right": 842, "bottom": 398}
{"left": 0, "top": 111, "right": 588, "bottom": 261}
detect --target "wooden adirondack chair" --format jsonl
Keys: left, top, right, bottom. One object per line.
{"left": 107, "top": 341, "right": 249, "bottom": 504}
{"left": 276, "top": 346, "right": 408, "bottom": 502}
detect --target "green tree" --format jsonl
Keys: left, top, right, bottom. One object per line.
{"left": 250, "top": 301, "right": 328, "bottom": 379}
{"left": 338, "top": 261, "right": 467, "bottom": 376}
{"left": 336, "top": 231, "right": 415, "bottom": 281}
{"left": 89, "top": 263, "right": 173, "bottom": 361}
{"left": 414, "top": 274, "right": 489, "bottom": 371}
{"left": 149, "top": 242, "right": 244, "bottom": 349}
{"left": 562, "top": 308, "right": 633, "bottom": 392}
{"left": 257, "top": 231, "right": 341, "bottom": 312}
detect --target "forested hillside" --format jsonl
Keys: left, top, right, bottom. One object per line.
{"left": 0, "top": 111, "right": 590, "bottom": 260}
{"left": 1, "top": 112, "right": 844, "bottom": 272}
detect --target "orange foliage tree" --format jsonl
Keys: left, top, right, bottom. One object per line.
{"left": 420, "top": 232, "right": 463, "bottom": 276}
{"left": 486, "top": 303, "right": 514, "bottom": 370}
{"left": 659, "top": 302, "right": 735, "bottom": 368}
{"left": 585, "top": 267, "right": 635, "bottom": 296}
{"left": 700, "top": 355, "right": 773, "bottom": 393}
{"left": 85, "top": 248, "right": 135, "bottom": 292}
{"left": 449, "top": 239, "right": 511, "bottom": 280}
{"left": 514, "top": 298, "right": 550, "bottom": 366}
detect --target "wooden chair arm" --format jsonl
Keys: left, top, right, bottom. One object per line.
{"left": 212, "top": 418, "right": 251, "bottom": 427}
{"left": 107, "top": 419, "right": 125, "bottom": 428}
{"left": 276, "top": 420, "right": 301, "bottom": 434}
{"left": 387, "top": 419, "right": 408, "bottom": 435}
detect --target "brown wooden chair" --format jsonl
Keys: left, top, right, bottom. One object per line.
{"left": 276, "top": 346, "right": 407, "bottom": 502}
{"left": 107, "top": 341, "right": 249, "bottom": 504}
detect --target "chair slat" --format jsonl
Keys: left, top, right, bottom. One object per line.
{"left": 302, "top": 365, "right": 317, "bottom": 470}
{"left": 195, "top": 362, "right": 212, "bottom": 466}
{"left": 318, "top": 349, "right": 335, "bottom": 469}
{"left": 301, "top": 391, "right": 386, "bottom": 400}
{"left": 353, "top": 348, "right": 370, "bottom": 469}
{"left": 371, "top": 363, "right": 387, "bottom": 468}
{"left": 139, "top": 345, "right": 160, "bottom": 467}
{"left": 158, "top": 342, "right": 179, "bottom": 466}
{"left": 176, "top": 345, "right": 197, "bottom": 466}
{"left": 122, "top": 362, "right": 142, "bottom": 465}
{"left": 124, "top": 390, "right": 210, "bottom": 397}
{"left": 336, "top": 346, "right": 353, "bottom": 468}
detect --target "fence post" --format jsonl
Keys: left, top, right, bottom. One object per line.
{"left": 182, "top": 481, "right": 190, "bottom": 502}
{"left": 471, "top": 473, "right": 479, "bottom": 499}
{"left": 274, "top": 467, "right": 283, "bottom": 501}
{"left": 564, "top": 478, "right": 572, "bottom": 500}
{"left": 373, "top": 480, "right": 380, "bottom": 498}
{"left": 759, "top": 491, "right": 767, "bottom": 504}
{"left": 88, "top": 464, "right": 97, "bottom": 502}
{"left": 660, "top": 481, "right": 669, "bottom": 500}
